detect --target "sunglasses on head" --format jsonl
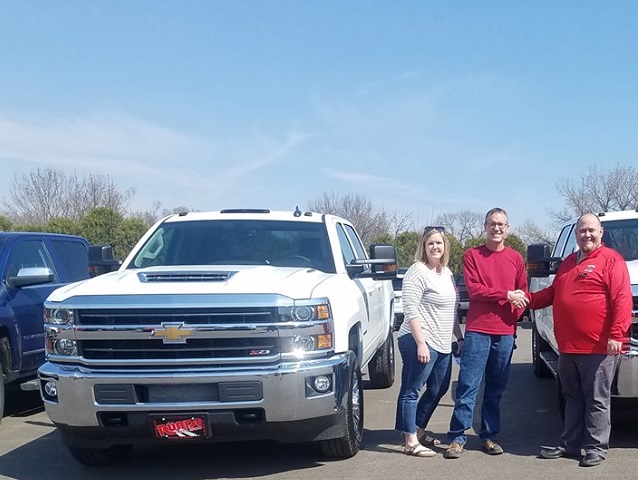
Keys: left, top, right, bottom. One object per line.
{"left": 423, "top": 225, "right": 445, "bottom": 234}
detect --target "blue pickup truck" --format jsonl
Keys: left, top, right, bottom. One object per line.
{"left": 0, "top": 232, "right": 118, "bottom": 425}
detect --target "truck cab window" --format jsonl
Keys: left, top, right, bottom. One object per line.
{"left": 6, "top": 240, "right": 57, "bottom": 281}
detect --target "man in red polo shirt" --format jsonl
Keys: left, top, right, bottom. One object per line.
{"left": 528, "top": 213, "right": 632, "bottom": 468}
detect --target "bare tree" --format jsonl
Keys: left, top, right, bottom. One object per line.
{"left": 2, "top": 167, "right": 133, "bottom": 224}
{"left": 434, "top": 210, "right": 484, "bottom": 244}
{"left": 307, "top": 192, "right": 407, "bottom": 245}
{"left": 133, "top": 201, "right": 192, "bottom": 226}
{"left": 554, "top": 164, "right": 638, "bottom": 223}
{"left": 514, "top": 218, "right": 555, "bottom": 246}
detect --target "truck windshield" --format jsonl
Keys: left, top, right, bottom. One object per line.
{"left": 602, "top": 219, "right": 638, "bottom": 262}
{"left": 129, "top": 219, "right": 336, "bottom": 273}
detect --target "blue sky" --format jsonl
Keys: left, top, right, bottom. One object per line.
{"left": 1, "top": 1, "right": 637, "bottom": 231}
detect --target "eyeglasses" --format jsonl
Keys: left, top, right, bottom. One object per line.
{"left": 486, "top": 222, "right": 508, "bottom": 229}
{"left": 423, "top": 225, "right": 445, "bottom": 234}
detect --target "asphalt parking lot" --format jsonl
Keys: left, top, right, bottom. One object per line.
{"left": 1, "top": 324, "right": 637, "bottom": 480}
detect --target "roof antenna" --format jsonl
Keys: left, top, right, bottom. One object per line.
{"left": 293, "top": 206, "right": 302, "bottom": 217}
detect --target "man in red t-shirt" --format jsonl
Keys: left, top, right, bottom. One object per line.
{"left": 444, "top": 208, "right": 527, "bottom": 459}
{"left": 529, "top": 213, "right": 631, "bottom": 468}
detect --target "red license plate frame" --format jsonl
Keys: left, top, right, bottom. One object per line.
{"left": 152, "top": 413, "right": 210, "bottom": 440}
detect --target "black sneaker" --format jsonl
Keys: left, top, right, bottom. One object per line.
{"left": 539, "top": 446, "right": 580, "bottom": 459}
{"left": 579, "top": 453, "right": 605, "bottom": 467}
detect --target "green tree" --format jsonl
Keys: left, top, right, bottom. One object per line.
{"left": 12, "top": 223, "right": 45, "bottom": 232}
{"left": 447, "top": 234, "right": 464, "bottom": 276}
{"left": 45, "top": 217, "right": 81, "bottom": 235}
{"left": 0, "top": 215, "right": 12, "bottom": 231}
{"left": 373, "top": 230, "right": 420, "bottom": 269}
{"left": 117, "top": 217, "right": 150, "bottom": 259}
{"left": 80, "top": 207, "right": 125, "bottom": 256}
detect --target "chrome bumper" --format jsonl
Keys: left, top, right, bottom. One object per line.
{"left": 38, "top": 353, "right": 351, "bottom": 428}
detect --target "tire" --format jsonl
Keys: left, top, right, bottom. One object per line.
{"left": 67, "top": 444, "right": 132, "bottom": 466}
{"left": 0, "top": 337, "right": 8, "bottom": 428}
{"left": 0, "top": 360, "right": 5, "bottom": 428}
{"left": 367, "top": 331, "right": 395, "bottom": 389}
{"left": 532, "top": 323, "right": 553, "bottom": 378}
{"left": 320, "top": 358, "right": 364, "bottom": 458}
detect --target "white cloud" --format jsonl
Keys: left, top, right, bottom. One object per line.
{"left": 0, "top": 110, "right": 311, "bottom": 211}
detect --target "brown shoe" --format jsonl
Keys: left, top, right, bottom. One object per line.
{"left": 482, "top": 439, "right": 504, "bottom": 455}
{"left": 443, "top": 442, "right": 464, "bottom": 459}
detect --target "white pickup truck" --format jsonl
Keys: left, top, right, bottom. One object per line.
{"left": 37, "top": 208, "right": 398, "bottom": 465}
{"left": 527, "top": 210, "right": 638, "bottom": 412}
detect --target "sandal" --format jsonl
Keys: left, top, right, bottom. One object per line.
{"left": 404, "top": 443, "right": 436, "bottom": 457}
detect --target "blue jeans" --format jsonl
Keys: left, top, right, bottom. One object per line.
{"left": 448, "top": 331, "right": 514, "bottom": 445}
{"left": 395, "top": 333, "right": 452, "bottom": 434}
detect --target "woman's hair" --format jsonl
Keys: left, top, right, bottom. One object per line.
{"left": 414, "top": 227, "right": 450, "bottom": 267}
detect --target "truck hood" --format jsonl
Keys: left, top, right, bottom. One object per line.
{"left": 47, "top": 265, "right": 333, "bottom": 302}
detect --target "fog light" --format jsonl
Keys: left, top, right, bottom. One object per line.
{"left": 314, "top": 375, "right": 331, "bottom": 393}
{"left": 44, "top": 381, "right": 57, "bottom": 397}
{"left": 291, "top": 335, "right": 315, "bottom": 352}
{"left": 54, "top": 339, "right": 77, "bottom": 356}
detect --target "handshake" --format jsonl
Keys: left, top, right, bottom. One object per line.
{"left": 507, "top": 289, "right": 529, "bottom": 309}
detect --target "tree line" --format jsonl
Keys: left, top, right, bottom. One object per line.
{"left": 2, "top": 164, "right": 637, "bottom": 267}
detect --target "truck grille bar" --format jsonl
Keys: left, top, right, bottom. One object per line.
{"left": 75, "top": 307, "right": 280, "bottom": 364}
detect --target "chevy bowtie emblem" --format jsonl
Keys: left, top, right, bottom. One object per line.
{"left": 151, "top": 322, "right": 195, "bottom": 344}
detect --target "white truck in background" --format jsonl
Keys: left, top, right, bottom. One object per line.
{"left": 527, "top": 210, "right": 638, "bottom": 413}
{"left": 38, "top": 208, "right": 397, "bottom": 465}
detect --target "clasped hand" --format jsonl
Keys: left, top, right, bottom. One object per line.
{"left": 507, "top": 289, "right": 529, "bottom": 309}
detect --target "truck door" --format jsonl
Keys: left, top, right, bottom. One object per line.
{"left": 336, "top": 224, "right": 385, "bottom": 354}
{"left": 4, "top": 239, "right": 61, "bottom": 374}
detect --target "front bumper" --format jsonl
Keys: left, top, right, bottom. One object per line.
{"left": 38, "top": 353, "right": 353, "bottom": 448}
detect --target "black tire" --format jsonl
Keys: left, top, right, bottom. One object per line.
{"left": 532, "top": 322, "right": 553, "bottom": 378}
{"left": 367, "top": 331, "right": 395, "bottom": 389}
{"left": 67, "top": 444, "right": 132, "bottom": 466}
{"left": 0, "top": 337, "right": 8, "bottom": 428}
{"left": 0, "top": 359, "right": 5, "bottom": 428}
{"left": 320, "top": 358, "right": 364, "bottom": 458}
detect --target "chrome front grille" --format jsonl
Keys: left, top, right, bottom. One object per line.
{"left": 75, "top": 307, "right": 280, "bottom": 365}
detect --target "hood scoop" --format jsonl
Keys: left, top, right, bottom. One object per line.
{"left": 138, "top": 270, "right": 236, "bottom": 283}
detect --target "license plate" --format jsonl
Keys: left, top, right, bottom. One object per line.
{"left": 152, "top": 414, "right": 209, "bottom": 440}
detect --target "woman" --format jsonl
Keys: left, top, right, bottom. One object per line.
{"left": 395, "top": 225, "right": 462, "bottom": 457}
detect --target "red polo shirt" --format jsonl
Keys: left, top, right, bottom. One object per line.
{"left": 528, "top": 244, "right": 632, "bottom": 354}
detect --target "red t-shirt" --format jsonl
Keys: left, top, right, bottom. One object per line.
{"left": 528, "top": 245, "right": 632, "bottom": 354}
{"left": 464, "top": 245, "right": 528, "bottom": 335}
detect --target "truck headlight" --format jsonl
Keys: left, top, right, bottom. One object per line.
{"left": 278, "top": 302, "right": 331, "bottom": 322}
{"left": 44, "top": 308, "right": 74, "bottom": 325}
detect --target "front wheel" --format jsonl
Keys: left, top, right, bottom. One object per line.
{"left": 368, "top": 331, "right": 395, "bottom": 389}
{"left": 320, "top": 358, "right": 364, "bottom": 458}
{"left": 0, "top": 337, "right": 8, "bottom": 428}
{"left": 68, "top": 444, "right": 132, "bottom": 466}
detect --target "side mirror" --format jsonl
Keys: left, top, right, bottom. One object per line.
{"left": 348, "top": 244, "right": 398, "bottom": 279}
{"left": 89, "top": 245, "right": 122, "bottom": 276}
{"left": 527, "top": 243, "right": 562, "bottom": 277}
{"left": 6, "top": 267, "right": 55, "bottom": 288}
